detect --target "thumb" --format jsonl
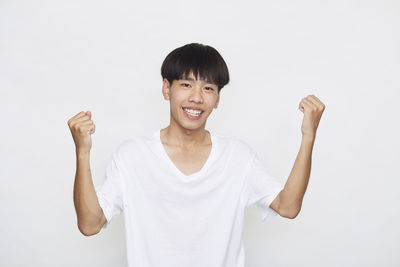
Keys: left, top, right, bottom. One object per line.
{"left": 86, "top": 110, "right": 92, "bottom": 118}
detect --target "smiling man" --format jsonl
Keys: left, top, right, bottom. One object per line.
{"left": 70, "top": 42, "right": 325, "bottom": 267}
{"left": 158, "top": 45, "right": 223, "bottom": 177}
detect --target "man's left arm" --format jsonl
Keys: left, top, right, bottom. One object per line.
{"left": 270, "top": 94, "right": 326, "bottom": 219}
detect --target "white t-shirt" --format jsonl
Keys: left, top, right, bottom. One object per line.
{"left": 95, "top": 129, "right": 284, "bottom": 267}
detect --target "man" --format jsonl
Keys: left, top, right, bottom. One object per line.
{"left": 68, "top": 42, "right": 325, "bottom": 267}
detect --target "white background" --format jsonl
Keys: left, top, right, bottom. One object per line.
{"left": 1, "top": 0, "right": 399, "bottom": 266}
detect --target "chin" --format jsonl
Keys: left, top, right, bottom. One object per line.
{"left": 180, "top": 119, "right": 207, "bottom": 130}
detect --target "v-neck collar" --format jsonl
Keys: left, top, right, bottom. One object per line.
{"left": 153, "top": 129, "right": 217, "bottom": 180}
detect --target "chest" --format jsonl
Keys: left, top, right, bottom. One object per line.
{"left": 162, "top": 144, "right": 212, "bottom": 176}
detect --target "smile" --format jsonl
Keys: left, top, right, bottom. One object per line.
{"left": 182, "top": 107, "right": 203, "bottom": 119}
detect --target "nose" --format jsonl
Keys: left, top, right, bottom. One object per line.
{"left": 188, "top": 86, "right": 203, "bottom": 104}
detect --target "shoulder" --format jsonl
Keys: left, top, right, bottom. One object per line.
{"left": 227, "top": 135, "right": 256, "bottom": 155}
{"left": 113, "top": 132, "right": 153, "bottom": 159}
{"left": 213, "top": 131, "right": 256, "bottom": 160}
{"left": 114, "top": 136, "right": 138, "bottom": 154}
{"left": 233, "top": 136, "right": 254, "bottom": 151}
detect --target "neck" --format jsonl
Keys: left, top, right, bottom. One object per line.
{"left": 161, "top": 124, "right": 210, "bottom": 149}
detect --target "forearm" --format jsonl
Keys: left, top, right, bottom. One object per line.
{"left": 73, "top": 151, "right": 102, "bottom": 234}
{"left": 279, "top": 135, "right": 315, "bottom": 218}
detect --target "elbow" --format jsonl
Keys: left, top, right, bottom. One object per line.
{"left": 278, "top": 190, "right": 303, "bottom": 219}
{"left": 77, "top": 211, "right": 104, "bottom": 236}
{"left": 287, "top": 211, "right": 299, "bottom": 219}
{"left": 78, "top": 222, "right": 100, "bottom": 236}
{"left": 281, "top": 206, "right": 301, "bottom": 219}
{"left": 292, "top": 208, "right": 301, "bottom": 219}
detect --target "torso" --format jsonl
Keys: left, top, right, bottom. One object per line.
{"left": 160, "top": 130, "right": 212, "bottom": 176}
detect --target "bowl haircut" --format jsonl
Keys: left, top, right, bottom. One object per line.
{"left": 161, "top": 43, "right": 230, "bottom": 94}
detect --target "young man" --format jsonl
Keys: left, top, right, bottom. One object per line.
{"left": 69, "top": 43, "right": 325, "bottom": 267}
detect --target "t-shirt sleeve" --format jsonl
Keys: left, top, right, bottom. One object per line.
{"left": 94, "top": 150, "right": 125, "bottom": 230}
{"left": 243, "top": 152, "right": 284, "bottom": 223}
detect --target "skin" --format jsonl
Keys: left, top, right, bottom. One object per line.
{"left": 161, "top": 73, "right": 326, "bottom": 219}
{"left": 159, "top": 71, "right": 221, "bottom": 175}
{"left": 70, "top": 69, "right": 325, "bottom": 234}
{"left": 269, "top": 95, "right": 326, "bottom": 219}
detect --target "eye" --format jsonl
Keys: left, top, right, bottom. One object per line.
{"left": 205, "top": 87, "right": 214, "bottom": 91}
{"left": 181, "top": 83, "right": 190, "bottom": 87}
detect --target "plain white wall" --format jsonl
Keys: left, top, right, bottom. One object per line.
{"left": 1, "top": 0, "right": 399, "bottom": 266}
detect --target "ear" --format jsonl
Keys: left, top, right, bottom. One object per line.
{"left": 162, "top": 78, "right": 171, "bottom": 100}
{"left": 214, "top": 93, "right": 220, "bottom": 109}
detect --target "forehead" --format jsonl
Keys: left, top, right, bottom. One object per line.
{"left": 180, "top": 71, "right": 216, "bottom": 85}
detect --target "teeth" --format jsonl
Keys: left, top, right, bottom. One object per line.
{"left": 183, "top": 108, "right": 202, "bottom": 116}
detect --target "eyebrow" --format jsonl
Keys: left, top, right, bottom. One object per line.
{"left": 181, "top": 77, "right": 216, "bottom": 85}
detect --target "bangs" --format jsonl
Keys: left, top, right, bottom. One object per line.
{"left": 161, "top": 43, "right": 229, "bottom": 92}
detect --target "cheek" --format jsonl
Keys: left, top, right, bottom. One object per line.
{"left": 170, "top": 89, "right": 184, "bottom": 101}
{"left": 169, "top": 97, "right": 185, "bottom": 113}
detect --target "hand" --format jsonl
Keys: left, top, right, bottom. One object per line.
{"left": 67, "top": 111, "right": 96, "bottom": 154}
{"left": 298, "top": 95, "right": 326, "bottom": 139}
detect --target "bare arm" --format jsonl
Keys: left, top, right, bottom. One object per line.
{"left": 73, "top": 151, "right": 106, "bottom": 236}
{"left": 272, "top": 95, "right": 325, "bottom": 219}
{"left": 271, "top": 136, "right": 314, "bottom": 219}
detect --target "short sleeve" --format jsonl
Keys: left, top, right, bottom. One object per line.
{"left": 243, "top": 152, "right": 284, "bottom": 223}
{"left": 95, "top": 151, "right": 125, "bottom": 230}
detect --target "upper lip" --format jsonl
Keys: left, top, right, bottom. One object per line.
{"left": 182, "top": 106, "right": 204, "bottom": 112}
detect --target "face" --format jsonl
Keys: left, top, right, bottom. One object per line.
{"left": 162, "top": 71, "right": 220, "bottom": 131}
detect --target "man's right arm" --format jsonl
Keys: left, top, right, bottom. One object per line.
{"left": 73, "top": 151, "right": 106, "bottom": 236}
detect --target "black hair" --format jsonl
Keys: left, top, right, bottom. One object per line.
{"left": 160, "top": 43, "right": 230, "bottom": 93}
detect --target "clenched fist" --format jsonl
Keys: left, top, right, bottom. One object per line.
{"left": 298, "top": 95, "right": 325, "bottom": 140}
{"left": 67, "top": 111, "right": 96, "bottom": 154}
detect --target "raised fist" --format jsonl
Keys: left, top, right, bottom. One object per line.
{"left": 67, "top": 111, "right": 96, "bottom": 154}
